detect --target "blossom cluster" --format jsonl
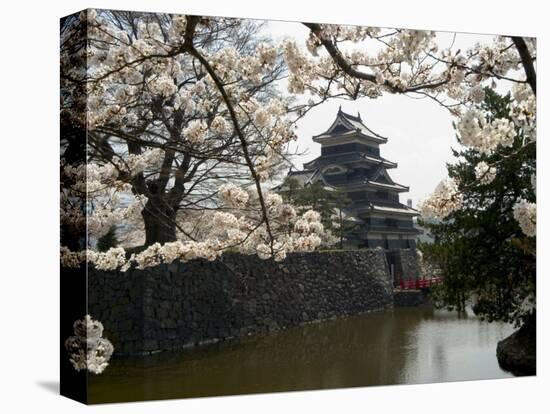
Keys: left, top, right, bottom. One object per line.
{"left": 63, "top": 163, "right": 117, "bottom": 193}
{"left": 474, "top": 161, "right": 497, "bottom": 185}
{"left": 60, "top": 247, "right": 87, "bottom": 268}
{"left": 218, "top": 183, "right": 249, "bottom": 209}
{"left": 60, "top": 181, "right": 332, "bottom": 271}
{"left": 122, "top": 187, "right": 329, "bottom": 267}
{"left": 510, "top": 83, "right": 536, "bottom": 142}
{"left": 457, "top": 110, "right": 516, "bottom": 154}
{"left": 513, "top": 199, "right": 536, "bottom": 237}
{"left": 64, "top": 315, "right": 114, "bottom": 374}
{"left": 419, "top": 178, "right": 463, "bottom": 220}
{"left": 113, "top": 148, "right": 164, "bottom": 177}
{"left": 184, "top": 120, "right": 208, "bottom": 145}
{"left": 282, "top": 40, "right": 317, "bottom": 94}
{"left": 392, "top": 30, "right": 437, "bottom": 64}
{"left": 61, "top": 160, "right": 148, "bottom": 240}
{"left": 211, "top": 116, "right": 229, "bottom": 134}
{"left": 207, "top": 42, "right": 278, "bottom": 85}
{"left": 468, "top": 85, "right": 486, "bottom": 104}
{"left": 89, "top": 247, "right": 128, "bottom": 271}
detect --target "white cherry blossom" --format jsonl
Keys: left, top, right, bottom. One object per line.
{"left": 475, "top": 161, "right": 497, "bottom": 184}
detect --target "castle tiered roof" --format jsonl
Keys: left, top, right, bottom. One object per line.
{"left": 303, "top": 153, "right": 397, "bottom": 170}
{"left": 305, "top": 109, "right": 410, "bottom": 194}
{"left": 276, "top": 108, "right": 420, "bottom": 232}
{"left": 312, "top": 107, "right": 388, "bottom": 144}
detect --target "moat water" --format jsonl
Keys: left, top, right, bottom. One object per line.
{"left": 88, "top": 307, "right": 514, "bottom": 404}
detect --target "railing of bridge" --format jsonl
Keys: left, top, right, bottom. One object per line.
{"left": 398, "top": 277, "right": 443, "bottom": 290}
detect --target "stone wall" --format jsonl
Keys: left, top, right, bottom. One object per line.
{"left": 387, "top": 248, "right": 421, "bottom": 285}
{"left": 88, "top": 250, "right": 393, "bottom": 355}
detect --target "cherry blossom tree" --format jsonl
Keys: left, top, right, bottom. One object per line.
{"left": 60, "top": 10, "right": 333, "bottom": 271}
{"left": 88, "top": 11, "right": 299, "bottom": 247}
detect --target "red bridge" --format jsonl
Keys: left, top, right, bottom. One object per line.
{"left": 398, "top": 277, "right": 443, "bottom": 290}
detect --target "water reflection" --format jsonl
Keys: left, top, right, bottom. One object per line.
{"left": 88, "top": 307, "right": 514, "bottom": 404}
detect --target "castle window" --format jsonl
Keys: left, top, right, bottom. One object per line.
{"left": 364, "top": 146, "right": 380, "bottom": 156}
{"left": 385, "top": 218, "right": 398, "bottom": 227}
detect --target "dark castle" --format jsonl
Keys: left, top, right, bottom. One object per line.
{"left": 281, "top": 108, "right": 420, "bottom": 249}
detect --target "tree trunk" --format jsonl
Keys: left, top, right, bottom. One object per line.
{"left": 141, "top": 198, "right": 178, "bottom": 246}
{"left": 61, "top": 123, "right": 87, "bottom": 251}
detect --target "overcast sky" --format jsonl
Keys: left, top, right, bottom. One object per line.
{"left": 263, "top": 21, "right": 500, "bottom": 207}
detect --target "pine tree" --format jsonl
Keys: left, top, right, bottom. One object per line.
{"left": 420, "top": 89, "right": 536, "bottom": 326}
{"left": 96, "top": 226, "right": 120, "bottom": 252}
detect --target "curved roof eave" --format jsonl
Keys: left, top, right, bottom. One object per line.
{"left": 312, "top": 109, "right": 389, "bottom": 143}
{"left": 312, "top": 131, "right": 387, "bottom": 144}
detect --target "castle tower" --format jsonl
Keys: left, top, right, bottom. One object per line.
{"left": 285, "top": 107, "right": 420, "bottom": 249}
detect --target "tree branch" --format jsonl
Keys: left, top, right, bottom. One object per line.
{"left": 511, "top": 37, "right": 536, "bottom": 95}
{"left": 303, "top": 22, "right": 450, "bottom": 93}
{"left": 183, "top": 16, "right": 276, "bottom": 252}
